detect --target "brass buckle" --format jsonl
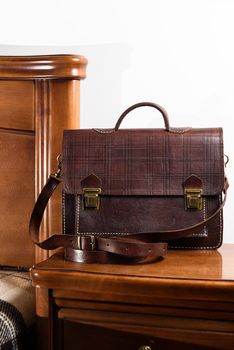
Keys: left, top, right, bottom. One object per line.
{"left": 83, "top": 188, "right": 101, "bottom": 209}
{"left": 185, "top": 189, "right": 203, "bottom": 210}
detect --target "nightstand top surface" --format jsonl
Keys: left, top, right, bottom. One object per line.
{"left": 31, "top": 244, "right": 234, "bottom": 304}
{"left": 32, "top": 244, "right": 234, "bottom": 281}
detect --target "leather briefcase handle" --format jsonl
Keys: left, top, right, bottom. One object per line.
{"left": 114, "top": 102, "right": 170, "bottom": 131}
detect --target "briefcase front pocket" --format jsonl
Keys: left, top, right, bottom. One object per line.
{"left": 63, "top": 193, "right": 223, "bottom": 249}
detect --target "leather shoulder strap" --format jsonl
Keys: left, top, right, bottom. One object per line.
{"left": 29, "top": 176, "right": 228, "bottom": 263}
{"left": 29, "top": 176, "right": 168, "bottom": 261}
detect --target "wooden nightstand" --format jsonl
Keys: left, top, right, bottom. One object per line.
{"left": 0, "top": 55, "right": 87, "bottom": 267}
{"left": 31, "top": 244, "right": 234, "bottom": 350}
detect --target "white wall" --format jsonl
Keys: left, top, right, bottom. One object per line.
{"left": 0, "top": 0, "right": 233, "bottom": 243}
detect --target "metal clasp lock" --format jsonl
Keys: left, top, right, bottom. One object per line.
{"left": 185, "top": 189, "right": 203, "bottom": 210}
{"left": 83, "top": 188, "right": 101, "bottom": 209}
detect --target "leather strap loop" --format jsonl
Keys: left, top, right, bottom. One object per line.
{"left": 114, "top": 102, "right": 170, "bottom": 131}
{"left": 29, "top": 176, "right": 228, "bottom": 263}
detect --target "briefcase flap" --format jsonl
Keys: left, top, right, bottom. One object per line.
{"left": 62, "top": 128, "right": 224, "bottom": 196}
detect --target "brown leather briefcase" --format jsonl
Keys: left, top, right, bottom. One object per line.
{"left": 30, "top": 102, "right": 228, "bottom": 263}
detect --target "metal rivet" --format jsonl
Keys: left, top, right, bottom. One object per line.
{"left": 138, "top": 346, "right": 152, "bottom": 350}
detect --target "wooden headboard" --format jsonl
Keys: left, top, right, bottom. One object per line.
{"left": 0, "top": 55, "right": 87, "bottom": 267}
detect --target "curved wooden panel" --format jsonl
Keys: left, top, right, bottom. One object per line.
{"left": 0, "top": 54, "right": 87, "bottom": 269}
{"left": 0, "top": 55, "right": 87, "bottom": 79}
{"left": 35, "top": 79, "right": 81, "bottom": 263}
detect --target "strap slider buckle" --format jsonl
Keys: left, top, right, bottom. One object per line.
{"left": 77, "top": 235, "right": 96, "bottom": 251}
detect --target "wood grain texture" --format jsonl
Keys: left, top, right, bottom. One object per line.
{"left": 58, "top": 307, "right": 234, "bottom": 333}
{"left": 0, "top": 54, "right": 86, "bottom": 269}
{"left": 0, "top": 81, "right": 34, "bottom": 130}
{"left": 0, "top": 55, "right": 87, "bottom": 79}
{"left": 31, "top": 245, "right": 232, "bottom": 325}
{"left": 62, "top": 321, "right": 233, "bottom": 350}
{"left": 35, "top": 79, "right": 80, "bottom": 263}
{"left": 32, "top": 247, "right": 227, "bottom": 280}
{"left": 35, "top": 80, "right": 51, "bottom": 263}
{"left": 0, "top": 130, "right": 35, "bottom": 266}
{"left": 59, "top": 308, "right": 234, "bottom": 349}
{"left": 31, "top": 245, "right": 234, "bottom": 350}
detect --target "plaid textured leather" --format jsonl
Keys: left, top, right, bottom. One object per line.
{"left": 61, "top": 103, "right": 226, "bottom": 250}
{"left": 62, "top": 128, "right": 224, "bottom": 196}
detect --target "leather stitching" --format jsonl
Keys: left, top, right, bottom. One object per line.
{"left": 76, "top": 195, "right": 80, "bottom": 235}
{"left": 191, "top": 198, "right": 207, "bottom": 237}
{"left": 169, "top": 127, "right": 192, "bottom": 134}
{"left": 171, "top": 195, "right": 222, "bottom": 249}
{"left": 93, "top": 128, "right": 115, "bottom": 134}
{"left": 62, "top": 191, "right": 66, "bottom": 235}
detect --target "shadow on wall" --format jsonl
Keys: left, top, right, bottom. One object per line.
{"left": 0, "top": 44, "right": 132, "bottom": 128}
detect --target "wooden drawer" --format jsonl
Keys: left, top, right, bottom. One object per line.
{"left": 31, "top": 246, "right": 234, "bottom": 350}
{"left": 58, "top": 307, "right": 234, "bottom": 350}
{"left": 0, "top": 80, "right": 34, "bottom": 130}
{"left": 62, "top": 321, "right": 232, "bottom": 350}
